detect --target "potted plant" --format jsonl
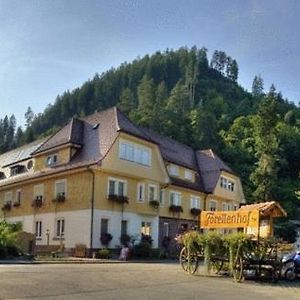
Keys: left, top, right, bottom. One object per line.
{"left": 100, "top": 233, "right": 113, "bottom": 247}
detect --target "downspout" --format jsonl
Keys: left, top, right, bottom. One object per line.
{"left": 87, "top": 166, "right": 95, "bottom": 252}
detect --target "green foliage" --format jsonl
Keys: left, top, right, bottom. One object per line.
{"left": 133, "top": 242, "right": 152, "bottom": 258}
{"left": 1, "top": 45, "right": 300, "bottom": 224}
{"left": 98, "top": 248, "right": 110, "bottom": 259}
{"left": 0, "top": 221, "right": 22, "bottom": 258}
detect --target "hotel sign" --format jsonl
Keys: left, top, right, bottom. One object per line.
{"left": 200, "top": 210, "right": 259, "bottom": 229}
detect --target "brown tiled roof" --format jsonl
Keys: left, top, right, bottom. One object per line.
{"left": 140, "top": 127, "right": 197, "bottom": 171}
{"left": 239, "top": 201, "right": 287, "bottom": 217}
{"left": 33, "top": 118, "right": 84, "bottom": 154}
{"left": 196, "top": 149, "right": 233, "bottom": 193}
{"left": 0, "top": 106, "right": 236, "bottom": 194}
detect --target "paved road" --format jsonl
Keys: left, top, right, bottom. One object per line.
{"left": 0, "top": 262, "right": 299, "bottom": 300}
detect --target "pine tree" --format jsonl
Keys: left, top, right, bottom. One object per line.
{"left": 252, "top": 75, "right": 264, "bottom": 97}
{"left": 250, "top": 91, "right": 279, "bottom": 201}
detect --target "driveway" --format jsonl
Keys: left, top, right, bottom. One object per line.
{"left": 0, "top": 262, "right": 299, "bottom": 299}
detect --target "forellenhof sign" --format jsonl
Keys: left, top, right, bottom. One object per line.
{"left": 200, "top": 210, "right": 259, "bottom": 229}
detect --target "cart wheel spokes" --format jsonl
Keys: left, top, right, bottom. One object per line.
{"left": 233, "top": 256, "right": 243, "bottom": 282}
{"left": 211, "top": 259, "right": 224, "bottom": 274}
{"left": 180, "top": 247, "right": 198, "bottom": 274}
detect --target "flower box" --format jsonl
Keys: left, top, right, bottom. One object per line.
{"left": 190, "top": 208, "right": 201, "bottom": 216}
{"left": 32, "top": 197, "right": 43, "bottom": 208}
{"left": 2, "top": 202, "right": 12, "bottom": 211}
{"left": 53, "top": 194, "right": 66, "bottom": 203}
{"left": 169, "top": 205, "right": 183, "bottom": 213}
{"left": 149, "top": 200, "right": 159, "bottom": 209}
{"left": 108, "top": 194, "right": 128, "bottom": 204}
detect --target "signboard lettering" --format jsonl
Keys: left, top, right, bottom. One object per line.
{"left": 200, "top": 210, "right": 259, "bottom": 229}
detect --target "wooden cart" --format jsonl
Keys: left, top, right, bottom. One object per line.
{"left": 179, "top": 201, "right": 287, "bottom": 281}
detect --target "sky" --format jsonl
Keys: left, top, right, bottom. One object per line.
{"left": 0, "top": 0, "right": 300, "bottom": 127}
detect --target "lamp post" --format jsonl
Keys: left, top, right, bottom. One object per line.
{"left": 46, "top": 229, "right": 50, "bottom": 246}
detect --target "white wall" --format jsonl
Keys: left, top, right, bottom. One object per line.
{"left": 6, "top": 209, "right": 160, "bottom": 249}
{"left": 93, "top": 209, "right": 159, "bottom": 248}
{"left": 6, "top": 209, "right": 91, "bottom": 248}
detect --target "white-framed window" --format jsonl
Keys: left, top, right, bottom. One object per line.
{"left": 35, "top": 220, "right": 42, "bottom": 238}
{"left": 148, "top": 184, "right": 158, "bottom": 202}
{"left": 55, "top": 179, "right": 67, "bottom": 198}
{"left": 119, "top": 140, "right": 151, "bottom": 166}
{"left": 108, "top": 178, "right": 127, "bottom": 196}
{"left": 168, "top": 164, "right": 179, "bottom": 176}
{"left": 233, "top": 204, "right": 238, "bottom": 211}
{"left": 141, "top": 221, "right": 151, "bottom": 236}
{"left": 56, "top": 218, "right": 65, "bottom": 237}
{"left": 222, "top": 202, "right": 227, "bottom": 211}
{"left": 46, "top": 154, "right": 58, "bottom": 166}
{"left": 170, "top": 191, "right": 181, "bottom": 206}
{"left": 190, "top": 196, "right": 201, "bottom": 209}
{"left": 163, "top": 222, "right": 169, "bottom": 237}
{"left": 184, "top": 169, "right": 193, "bottom": 181}
{"left": 159, "top": 189, "right": 165, "bottom": 206}
{"left": 220, "top": 176, "right": 235, "bottom": 191}
{"left": 100, "top": 218, "right": 109, "bottom": 235}
{"left": 121, "top": 219, "right": 128, "bottom": 236}
{"left": 209, "top": 200, "right": 217, "bottom": 211}
{"left": 4, "top": 191, "right": 13, "bottom": 204}
{"left": 137, "top": 183, "right": 145, "bottom": 202}
{"left": 33, "top": 184, "right": 44, "bottom": 200}
{"left": 15, "top": 189, "right": 22, "bottom": 205}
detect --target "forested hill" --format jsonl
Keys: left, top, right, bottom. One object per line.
{"left": 1, "top": 46, "right": 300, "bottom": 237}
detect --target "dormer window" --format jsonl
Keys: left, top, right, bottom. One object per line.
{"left": 220, "top": 176, "right": 235, "bottom": 192}
{"left": 0, "top": 172, "right": 5, "bottom": 180}
{"left": 46, "top": 154, "right": 58, "bottom": 166}
{"left": 10, "top": 165, "right": 25, "bottom": 177}
{"left": 168, "top": 165, "right": 179, "bottom": 176}
{"left": 184, "top": 169, "right": 193, "bottom": 181}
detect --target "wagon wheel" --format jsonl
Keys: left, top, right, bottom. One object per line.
{"left": 180, "top": 247, "right": 198, "bottom": 274}
{"left": 232, "top": 256, "right": 243, "bottom": 282}
{"left": 211, "top": 258, "right": 224, "bottom": 274}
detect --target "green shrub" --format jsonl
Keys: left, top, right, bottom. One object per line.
{"left": 98, "top": 248, "right": 110, "bottom": 259}
{"left": 133, "top": 242, "right": 152, "bottom": 258}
